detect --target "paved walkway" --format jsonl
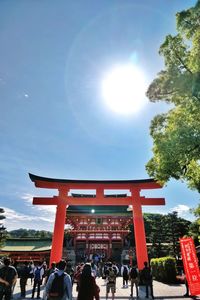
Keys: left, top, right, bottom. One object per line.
{"left": 13, "top": 277, "right": 200, "bottom": 300}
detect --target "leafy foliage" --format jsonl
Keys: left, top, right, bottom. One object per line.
{"left": 146, "top": 1, "right": 200, "bottom": 191}
{"left": 8, "top": 228, "right": 52, "bottom": 238}
{"left": 189, "top": 204, "right": 200, "bottom": 242}
{"left": 151, "top": 256, "right": 177, "bottom": 283}
{"left": 128, "top": 212, "right": 191, "bottom": 258}
{"left": 144, "top": 212, "right": 190, "bottom": 258}
{"left": 0, "top": 208, "right": 6, "bottom": 246}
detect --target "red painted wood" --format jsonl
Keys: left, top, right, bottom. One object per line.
{"left": 30, "top": 174, "right": 165, "bottom": 268}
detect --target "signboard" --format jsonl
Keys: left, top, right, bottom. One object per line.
{"left": 180, "top": 237, "right": 200, "bottom": 296}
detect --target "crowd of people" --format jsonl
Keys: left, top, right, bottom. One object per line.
{"left": 9, "top": 255, "right": 197, "bottom": 300}
{"left": 0, "top": 256, "right": 157, "bottom": 300}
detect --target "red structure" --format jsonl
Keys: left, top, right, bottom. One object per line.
{"left": 29, "top": 173, "right": 165, "bottom": 270}
{"left": 66, "top": 205, "right": 132, "bottom": 262}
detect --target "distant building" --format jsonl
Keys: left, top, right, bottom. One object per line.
{"left": 0, "top": 238, "right": 51, "bottom": 262}
{"left": 65, "top": 202, "right": 132, "bottom": 264}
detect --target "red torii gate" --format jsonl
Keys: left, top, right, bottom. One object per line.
{"left": 29, "top": 173, "right": 165, "bottom": 270}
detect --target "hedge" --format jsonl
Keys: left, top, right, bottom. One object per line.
{"left": 150, "top": 256, "right": 177, "bottom": 283}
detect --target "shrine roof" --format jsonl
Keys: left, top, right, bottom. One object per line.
{"left": 0, "top": 238, "right": 52, "bottom": 252}
{"left": 67, "top": 205, "right": 131, "bottom": 215}
{"left": 29, "top": 173, "right": 157, "bottom": 184}
{"left": 29, "top": 173, "right": 162, "bottom": 190}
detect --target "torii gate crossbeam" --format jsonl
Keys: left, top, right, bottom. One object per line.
{"left": 29, "top": 173, "right": 165, "bottom": 270}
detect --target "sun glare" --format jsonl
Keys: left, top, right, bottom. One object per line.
{"left": 101, "top": 64, "right": 147, "bottom": 115}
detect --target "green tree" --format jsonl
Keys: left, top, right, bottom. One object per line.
{"left": 146, "top": 1, "right": 200, "bottom": 191}
{"left": 143, "top": 212, "right": 191, "bottom": 258}
{"left": 164, "top": 212, "right": 191, "bottom": 258}
{"left": 9, "top": 228, "right": 52, "bottom": 238}
{"left": 0, "top": 208, "right": 6, "bottom": 246}
{"left": 189, "top": 203, "right": 200, "bottom": 243}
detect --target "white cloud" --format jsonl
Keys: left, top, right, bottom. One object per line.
{"left": 2, "top": 206, "right": 55, "bottom": 231}
{"left": 21, "top": 193, "right": 56, "bottom": 214}
{"left": 3, "top": 207, "right": 36, "bottom": 221}
{"left": 170, "top": 204, "right": 191, "bottom": 217}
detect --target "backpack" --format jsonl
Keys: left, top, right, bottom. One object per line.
{"left": 130, "top": 267, "right": 138, "bottom": 279}
{"left": 107, "top": 268, "right": 116, "bottom": 283}
{"left": 123, "top": 266, "right": 128, "bottom": 277}
{"left": 34, "top": 267, "right": 42, "bottom": 281}
{"left": 49, "top": 273, "right": 65, "bottom": 298}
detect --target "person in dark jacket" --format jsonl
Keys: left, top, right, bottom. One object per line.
{"left": 19, "top": 261, "right": 31, "bottom": 298}
{"left": 141, "top": 261, "right": 154, "bottom": 299}
{"left": 77, "top": 264, "right": 100, "bottom": 300}
{"left": 0, "top": 257, "right": 18, "bottom": 300}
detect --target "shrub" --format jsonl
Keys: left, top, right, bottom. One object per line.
{"left": 151, "top": 256, "right": 177, "bottom": 283}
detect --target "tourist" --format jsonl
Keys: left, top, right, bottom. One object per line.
{"left": 45, "top": 259, "right": 72, "bottom": 300}
{"left": 105, "top": 262, "right": 117, "bottom": 300}
{"left": 29, "top": 261, "right": 35, "bottom": 285}
{"left": 73, "top": 263, "right": 84, "bottom": 292}
{"left": 31, "top": 261, "right": 44, "bottom": 298}
{"left": 112, "top": 262, "right": 119, "bottom": 276}
{"left": 129, "top": 264, "right": 139, "bottom": 298}
{"left": 42, "top": 261, "right": 48, "bottom": 284}
{"left": 141, "top": 261, "right": 154, "bottom": 299}
{"left": 0, "top": 257, "right": 18, "bottom": 300}
{"left": 77, "top": 264, "right": 100, "bottom": 300}
{"left": 65, "top": 263, "right": 74, "bottom": 286}
{"left": 91, "top": 262, "right": 97, "bottom": 278}
{"left": 121, "top": 263, "right": 129, "bottom": 288}
{"left": 19, "top": 261, "right": 31, "bottom": 298}
{"left": 44, "top": 262, "right": 57, "bottom": 285}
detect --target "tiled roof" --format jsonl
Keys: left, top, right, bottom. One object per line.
{"left": 0, "top": 238, "right": 52, "bottom": 252}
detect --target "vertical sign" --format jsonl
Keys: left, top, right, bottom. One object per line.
{"left": 180, "top": 237, "right": 200, "bottom": 296}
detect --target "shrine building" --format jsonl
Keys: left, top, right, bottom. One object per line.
{"left": 65, "top": 202, "right": 132, "bottom": 264}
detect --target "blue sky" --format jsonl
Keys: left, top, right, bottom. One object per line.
{"left": 0, "top": 0, "right": 199, "bottom": 231}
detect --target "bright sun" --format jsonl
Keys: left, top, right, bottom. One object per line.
{"left": 101, "top": 64, "right": 147, "bottom": 115}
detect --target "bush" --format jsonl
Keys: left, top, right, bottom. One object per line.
{"left": 151, "top": 256, "right": 177, "bottom": 283}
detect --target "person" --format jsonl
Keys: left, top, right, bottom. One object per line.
{"left": 44, "top": 262, "right": 57, "bottom": 285}
{"left": 65, "top": 263, "right": 74, "bottom": 286}
{"left": 141, "top": 261, "right": 154, "bottom": 299}
{"left": 77, "top": 264, "right": 100, "bottom": 300}
{"left": 105, "top": 262, "right": 117, "bottom": 300}
{"left": 29, "top": 261, "right": 35, "bottom": 285}
{"left": 121, "top": 263, "right": 129, "bottom": 288}
{"left": 0, "top": 257, "right": 18, "bottom": 300}
{"left": 129, "top": 265, "right": 139, "bottom": 298}
{"left": 181, "top": 268, "right": 190, "bottom": 297}
{"left": 42, "top": 262, "right": 48, "bottom": 284}
{"left": 31, "top": 261, "right": 44, "bottom": 298}
{"left": 45, "top": 259, "right": 72, "bottom": 300}
{"left": 73, "top": 263, "right": 84, "bottom": 292}
{"left": 19, "top": 261, "right": 31, "bottom": 298}
{"left": 91, "top": 262, "right": 97, "bottom": 278}
{"left": 112, "top": 262, "right": 119, "bottom": 277}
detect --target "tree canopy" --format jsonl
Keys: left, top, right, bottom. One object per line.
{"left": 146, "top": 1, "right": 200, "bottom": 191}
{"left": 128, "top": 212, "right": 191, "bottom": 258}
{"left": 8, "top": 228, "right": 52, "bottom": 238}
{"left": 0, "top": 208, "right": 6, "bottom": 246}
{"left": 189, "top": 203, "right": 200, "bottom": 242}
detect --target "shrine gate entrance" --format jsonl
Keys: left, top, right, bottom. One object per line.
{"left": 29, "top": 173, "right": 165, "bottom": 270}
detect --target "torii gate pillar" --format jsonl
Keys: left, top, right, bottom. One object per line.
{"left": 50, "top": 189, "right": 67, "bottom": 263}
{"left": 132, "top": 189, "right": 148, "bottom": 268}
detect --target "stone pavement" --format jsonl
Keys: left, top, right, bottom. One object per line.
{"left": 12, "top": 277, "right": 200, "bottom": 300}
